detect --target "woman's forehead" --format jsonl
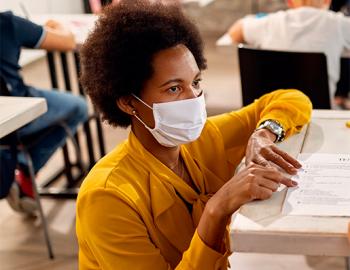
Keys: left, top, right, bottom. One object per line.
{"left": 151, "top": 45, "right": 200, "bottom": 81}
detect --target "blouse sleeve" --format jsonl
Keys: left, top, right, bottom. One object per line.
{"left": 77, "top": 188, "right": 229, "bottom": 270}
{"left": 209, "top": 89, "right": 312, "bottom": 152}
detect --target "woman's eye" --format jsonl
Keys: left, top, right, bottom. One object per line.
{"left": 168, "top": 86, "right": 180, "bottom": 93}
{"left": 192, "top": 79, "right": 202, "bottom": 88}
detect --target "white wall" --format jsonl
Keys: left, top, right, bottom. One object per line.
{"left": 0, "top": 0, "right": 84, "bottom": 16}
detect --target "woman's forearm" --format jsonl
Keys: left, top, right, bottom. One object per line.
{"left": 197, "top": 199, "right": 232, "bottom": 253}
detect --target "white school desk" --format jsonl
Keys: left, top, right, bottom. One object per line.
{"left": 216, "top": 33, "right": 350, "bottom": 59}
{"left": 230, "top": 110, "right": 350, "bottom": 258}
{"left": 0, "top": 96, "right": 47, "bottom": 139}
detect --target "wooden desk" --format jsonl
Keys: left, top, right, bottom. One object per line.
{"left": 230, "top": 110, "right": 350, "bottom": 257}
{"left": 0, "top": 97, "right": 47, "bottom": 139}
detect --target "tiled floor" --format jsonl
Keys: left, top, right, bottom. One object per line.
{"left": 0, "top": 2, "right": 347, "bottom": 269}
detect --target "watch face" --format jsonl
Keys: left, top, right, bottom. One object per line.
{"left": 269, "top": 121, "right": 281, "bottom": 133}
{"left": 257, "top": 120, "right": 285, "bottom": 142}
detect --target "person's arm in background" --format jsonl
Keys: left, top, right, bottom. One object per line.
{"left": 10, "top": 12, "right": 75, "bottom": 52}
{"left": 39, "top": 19, "right": 76, "bottom": 51}
{"left": 228, "top": 15, "right": 268, "bottom": 46}
{"left": 228, "top": 19, "right": 245, "bottom": 43}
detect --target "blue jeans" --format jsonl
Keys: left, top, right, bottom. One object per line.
{"left": 2, "top": 87, "right": 88, "bottom": 175}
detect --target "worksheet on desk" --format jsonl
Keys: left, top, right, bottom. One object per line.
{"left": 282, "top": 153, "right": 350, "bottom": 217}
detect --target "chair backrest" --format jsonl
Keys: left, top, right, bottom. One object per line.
{"left": 335, "top": 57, "right": 350, "bottom": 97}
{"left": 238, "top": 45, "right": 331, "bottom": 109}
{"left": 46, "top": 51, "right": 106, "bottom": 169}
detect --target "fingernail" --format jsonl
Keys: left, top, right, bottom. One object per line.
{"left": 291, "top": 168, "right": 298, "bottom": 174}
{"left": 292, "top": 180, "right": 298, "bottom": 186}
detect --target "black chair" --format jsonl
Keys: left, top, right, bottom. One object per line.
{"left": 42, "top": 51, "right": 106, "bottom": 198}
{"left": 238, "top": 45, "right": 331, "bottom": 109}
{"left": 0, "top": 77, "right": 54, "bottom": 259}
{"left": 335, "top": 57, "right": 350, "bottom": 99}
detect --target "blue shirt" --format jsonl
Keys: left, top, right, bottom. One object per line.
{"left": 0, "top": 11, "right": 46, "bottom": 96}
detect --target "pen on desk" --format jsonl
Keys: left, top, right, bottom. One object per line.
{"left": 19, "top": 2, "right": 31, "bottom": 20}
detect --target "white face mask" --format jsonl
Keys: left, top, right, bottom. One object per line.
{"left": 132, "top": 93, "right": 207, "bottom": 147}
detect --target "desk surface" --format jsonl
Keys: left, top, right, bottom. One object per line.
{"left": 0, "top": 97, "right": 47, "bottom": 139}
{"left": 230, "top": 110, "right": 350, "bottom": 257}
{"left": 216, "top": 33, "right": 350, "bottom": 59}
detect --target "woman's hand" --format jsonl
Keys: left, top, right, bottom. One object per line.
{"left": 208, "top": 163, "right": 297, "bottom": 218}
{"left": 198, "top": 163, "right": 297, "bottom": 252}
{"left": 245, "top": 129, "right": 302, "bottom": 175}
{"left": 44, "top": 19, "right": 64, "bottom": 30}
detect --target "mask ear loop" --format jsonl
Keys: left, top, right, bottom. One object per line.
{"left": 132, "top": 109, "right": 152, "bottom": 130}
{"left": 132, "top": 94, "right": 153, "bottom": 110}
{"left": 131, "top": 94, "right": 155, "bottom": 129}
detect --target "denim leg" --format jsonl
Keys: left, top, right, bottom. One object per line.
{"left": 17, "top": 88, "right": 88, "bottom": 173}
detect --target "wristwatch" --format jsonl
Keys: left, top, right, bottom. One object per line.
{"left": 256, "top": 119, "right": 285, "bottom": 143}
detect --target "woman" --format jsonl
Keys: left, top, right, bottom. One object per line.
{"left": 76, "top": 2, "right": 312, "bottom": 269}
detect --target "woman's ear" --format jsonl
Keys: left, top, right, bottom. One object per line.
{"left": 116, "top": 96, "right": 135, "bottom": 115}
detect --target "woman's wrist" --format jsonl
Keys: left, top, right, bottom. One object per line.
{"left": 253, "top": 128, "right": 277, "bottom": 142}
{"left": 205, "top": 192, "right": 242, "bottom": 220}
{"left": 197, "top": 200, "right": 230, "bottom": 253}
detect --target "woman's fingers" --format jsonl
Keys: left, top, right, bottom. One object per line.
{"left": 250, "top": 184, "right": 273, "bottom": 200}
{"left": 262, "top": 170, "right": 298, "bottom": 187}
{"left": 272, "top": 146, "right": 302, "bottom": 168}
{"left": 279, "top": 177, "right": 298, "bottom": 187}
{"left": 248, "top": 175, "right": 297, "bottom": 201}
{"left": 259, "top": 147, "right": 300, "bottom": 174}
{"left": 246, "top": 165, "right": 298, "bottom": 188}
{"left": 256, "top": 177, "right": 280, "bottom": 192}
{"left": 251, "top": 156, "right": 271, "bottom": 167}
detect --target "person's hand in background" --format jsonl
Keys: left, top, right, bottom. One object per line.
{"left": 40, "top": 19, "right": 76, "bottom": 51}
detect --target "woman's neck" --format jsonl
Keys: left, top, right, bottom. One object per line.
{"left": 131, "top": 121, "right": 181, "bottom": 169}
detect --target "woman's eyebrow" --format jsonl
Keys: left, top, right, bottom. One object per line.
{"left": 158, "top": 72, "right": 202, "bottom": 88}
{"left": 158, "top": 78, "right": 183, "bottom": 88}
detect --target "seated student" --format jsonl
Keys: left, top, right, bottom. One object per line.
{"left": 228, "top": 0, "right": 350, "bottom": 109}
{"left": 76, "top": 2, "right": 312, "bottom": 269}
{"left": 0, "top": 12, "right": 88, "bottom": 213}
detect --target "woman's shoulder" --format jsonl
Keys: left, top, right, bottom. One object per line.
{"left": 78, "top": 141, "right": 153, "bottom": 208}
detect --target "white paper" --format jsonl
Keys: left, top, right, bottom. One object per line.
{"left": 282, "top": 153, "right": 350, "bottom": 217}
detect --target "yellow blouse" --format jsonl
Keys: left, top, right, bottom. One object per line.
{"left": 76, "top": 90, "right": 312, "bottom": 270}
